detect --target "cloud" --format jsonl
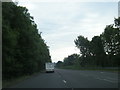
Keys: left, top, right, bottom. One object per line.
{"left": 50, "top": 46, "right": 80, "bottom": 62}
{"left": 18, "top": 1, "right": 118, "bottom": 62}
{"left": 17, "top": 0, "right": 119, "bottom": 3}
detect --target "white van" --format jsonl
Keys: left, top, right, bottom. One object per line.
{"left": 45, "top": 62, "right": 54, "bottom": 73}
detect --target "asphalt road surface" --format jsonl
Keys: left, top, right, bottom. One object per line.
{"left": 11, "top": 69, "right": 118, "bottom": 88}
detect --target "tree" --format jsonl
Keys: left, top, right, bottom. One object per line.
{"left": 90, "top": 36, "right": 106, "bottom": 66}
{"left": 74, "top": 36, "right": 91, "bottom": 66}
{"left": 63, "top": 54, "right": 79, "bottom": 66}
{"left": 56, "top": 61, "right": 63, "bottom": 67}
{"left": 74, "top": 36, "right": 90, "bottom": 57}
{"left": 114, "top": 17, "right": 120, "bottom": 29}
{"left": 100, "top": 18, "right": 120, "bottom": 66}
{"left": 2, "top": 2, "right": 51, "bottom": 80}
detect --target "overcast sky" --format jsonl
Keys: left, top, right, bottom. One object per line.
{"left": 18, "top": 0, "right": 118, "bottom": 63}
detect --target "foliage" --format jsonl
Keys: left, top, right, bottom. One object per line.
{"left": 74, "top": 36, "right": 90, "bottom": 57}
{"left": 101, "top": 24, "right": 120, "bottom": 66}
{"left": 59, "top": 17, "right": 120, "bottom": 68}
{"left": 2, "top": 2, "right": 51, "bottom": 80}
{"left": 56, "top": 61, "right": 63, "bottom": 67}
{"left": 63, "top": 54, "right": 80, "bottom": 66}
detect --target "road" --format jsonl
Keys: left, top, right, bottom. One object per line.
{"left": 10, "top": 69, "right": 118, "bottom": 88}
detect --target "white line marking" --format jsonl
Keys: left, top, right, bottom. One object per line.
{"left": 100, "top": 72, "right": 104, "bottom": 73}
{"left": 63, "top": 80, "right": 67, "bottom": 83}
{"left": 59, "top": 75, "right": 61, "bottom": 77}
{"left": 106, "top": 77, "right": 117, "bottom": 80}
{"left": 96, "top": 77, "right": 116, "bottom": 83}
{"left": 103, "top": 79, "right": 115, "bottom": 83}
{"left": 96, "top": 77, "right": 103, "bottom": 80}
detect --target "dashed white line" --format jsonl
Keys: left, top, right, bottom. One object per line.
{"left": 96, "top": 77, "right": 117, "bottom": 83}
{"left": 103, "top": 79, "right": 116, "bottom": 83}
{"left": 63, "top": 80, "right": 67, "bottom": 83}
{"left": 96, "top": 77, "right": 103, "bottom": 80}
{"left": 59, "top": 75, "right": 61, "bottom": 77}
{"left": 106, "top": 77, "right": 118, "bottom": 80}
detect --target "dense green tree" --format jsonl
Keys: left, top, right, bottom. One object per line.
{"left": 74, "top": 36, "right": 91, "bottom": 66}
{"left": 57, "top": 18, "right": 119, "bottom": 68}
{"left": 63, "top": 54, "right": 80, "bottom": 66}
{"left": 74, "top": 36, "right": 90, "bottom": 57}
{"left": 101, "top": 19, "right": 120, "bottom": 66}
{"left": 114, "top": 17, "right": 120, "bottom": 28}
{"left": 72, "top": 18, "right": 120, "bottom": 67}
{"left": 90, "top": 36, "right": 106, "bottom": 66}
{"left": 2, "top": 2, "right": 51, "bottom": 80}
{"left": 56, "top": 61, "right": 63, "bottom": 67}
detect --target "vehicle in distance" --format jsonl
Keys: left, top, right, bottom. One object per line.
{"left": 45, "top": 62, "right": 54, "bottom": 73}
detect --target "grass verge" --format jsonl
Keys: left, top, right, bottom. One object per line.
{"left": 3, "top": 70, "right": 44, "bottom": 88}
{"left": 59, "top": 65, "right": 119, "bottom": 73}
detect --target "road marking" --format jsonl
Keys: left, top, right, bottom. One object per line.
{"left": 103, "top": 79, "right": 115, "bottom": 83}
{"left": 100, "top": 72, "right": 104, "bottom": 73}
{"left": 106, "top": 77, "right": 118, "bottom": 80}
{"left": 96, "top": 77, "right": 103, "bottom": 80}
{"left": 63, "top": 80, "right": 67, "bottom": 83}
{"left": 96, "top": 77, "right": 116, "bottom": 83}
{"left": 59, "top": 75, "right": 61, "bottom": 77}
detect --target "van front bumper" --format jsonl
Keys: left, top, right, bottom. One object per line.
{"left": 46, "top": 69, "right": 54, "bottom": 73}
